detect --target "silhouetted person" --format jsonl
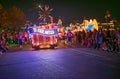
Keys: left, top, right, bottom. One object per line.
{"left": 105, "top": 10, "right": 111, "bottom": 23}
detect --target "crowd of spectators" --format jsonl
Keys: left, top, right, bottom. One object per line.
{"left": 73, "top": 28, "right": 120, "bottom": 53}
{"left": 60, "top": 28, "right": 120, "bottom": 53}
{"left": 0, "top": 31, "right": 29, "bottom": 54}
{"left": 1, "top": 28, "right": 120, "bottom": 54}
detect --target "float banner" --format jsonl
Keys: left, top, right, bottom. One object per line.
{"left": 29, "top": 28, "right": 58, "bottom": 36}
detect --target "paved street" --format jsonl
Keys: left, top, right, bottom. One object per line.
{"left": 0, "top": 47, "right": 120, "bottom": 79}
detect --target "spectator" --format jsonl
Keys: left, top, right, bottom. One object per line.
{"left": 18, "top": 32, "right": 23, "bottom": 48}
{"left": 67, "top": 29, "right": 73, "bottom": 46}
{"left": 0, "top": 39, "right": 8, "bottom": 53}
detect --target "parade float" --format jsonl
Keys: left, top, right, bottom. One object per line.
{"left": 66, "top": 18, "right": 99, "bottom": 32}
{"left": 84, "top": 19, "right": 99, "bottom": 31}
{"left": 28, "top": 23, "right": 58, "bottom": 49}
{"left": 28, "top": 4, "right": 58, "bottom": 49}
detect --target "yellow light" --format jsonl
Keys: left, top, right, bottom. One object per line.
{"left": 39, "top": 45, "right": 50, "bottom": 48}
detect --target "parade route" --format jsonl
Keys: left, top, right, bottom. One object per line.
{"left": 0, "top": 47, "right": 120, "bottom": 79}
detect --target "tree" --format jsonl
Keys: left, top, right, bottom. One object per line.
{"left": 114, "top": 21, "right": 120, "bottom": 28}
{"left": 7, "top": 6, "right": 26, "bottom": 30}
{"left": 0, "top": 4, "right": 4, "bottom": 29}
{"left": 1, "top": 11, "right": 10, "bottom": 28}
{"left": 0, "top": 5, "right": 26, "bottom": 31}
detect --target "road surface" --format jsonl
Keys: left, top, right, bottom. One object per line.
{"left": 0, "top": 48, "right": 120, "bottom": 79}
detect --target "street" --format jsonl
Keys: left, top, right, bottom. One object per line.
{"left": 0, "top": 47, "right": 120, "bottom": 79}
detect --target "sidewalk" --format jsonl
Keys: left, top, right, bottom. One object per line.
{"left": 8, "top": 44, "right": 33, "bottom": 52}
{"left": 8, "top": 42, "right": 67, "bottom": 52}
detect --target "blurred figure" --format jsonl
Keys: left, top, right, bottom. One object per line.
{"left": 0, "top": 39, "right": 8, "bottom": 53}
{"left": 24, "top": 32, "right": 28, "bottom": 44}
{"left": 102, "top": 42, "right": 108, "bottom": 51}
{"left": 67, "top": 29, "right": 73, "bottom": 46}
{"left": 118, "top": 34, "right": 120, "bottom": 53}
{"left": 105, "top": 10, "right": 111, "bottom": 23}
{"left": 18, "top": 32, "right": 23, "bottom": 48}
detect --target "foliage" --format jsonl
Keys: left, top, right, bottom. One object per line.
{"left": 7, "top": 6, "right": 26, "bottom": 30}
{"left": 0, "top": 4, "right": 26, "bottom": 31}
{"left": 0, "top": 4, "right": 4, "bottom": 28}
{"left": 114, "top": 21, "right": 120, "bottom": 28}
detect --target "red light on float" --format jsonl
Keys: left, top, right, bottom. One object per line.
{"left": 39, "top": 35, "right": 43, "bottom": 45}
{"left": 33, "top": 34, "right": 37, "bottom": 46}
{"left": 46, "top": 36, "right": 50, "bottom": 45}
{"left": 51, "top": 24, "right": 54, "bottom": 28}
{"left": 45, "top": 25, "right": 49, "bottom": 29}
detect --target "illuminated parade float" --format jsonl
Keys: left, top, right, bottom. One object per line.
{"left": 84, "top": 19, "right": 98, "bottom": 31}
{"left": 28, "top": 4, "right": 58, "bottom": 49}
{"left": 28, "top": 23, "right": 58, "bottom": 49}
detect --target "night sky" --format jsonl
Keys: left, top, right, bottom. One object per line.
{"left": 0, "top": 0, "right": 120, "bottom": 24}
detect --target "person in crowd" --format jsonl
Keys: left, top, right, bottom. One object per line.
{"left": 62, "top": 32, "right": 66, "bottom": 45}
{"left": 14, "top": 32, "right": 19, "bottom": 44}
{"left": 9, "top": 35, "right": 15, "bottom": 47}
{"left": 24, "top": 32, "right": 28, "bottom": 44}
{"left": 18, "top": 32, "right": 23, "bottom": 48}
{"left": 87, "top": 36, "right": 92, "bottom": 48}
{"left": 67, "top": 29, "right": 73, "bottom": 46}
{"left": 118, "top": 33, "right": 120, "bottom": 53}
{"left": 0, "top": 39, "right": 8, "bottom": 53}
{"left": 76, "top": 31, "right": 81, "bottom": 47}
{"left": 102, "top": 41, "right": 108, "bottom": 51}
{"left": 108, "top": 42, "right": 114, "bottom": 52}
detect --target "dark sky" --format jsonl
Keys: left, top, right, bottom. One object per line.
{"left": 0, "top": 0, "right": 120, "bottom": 24}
